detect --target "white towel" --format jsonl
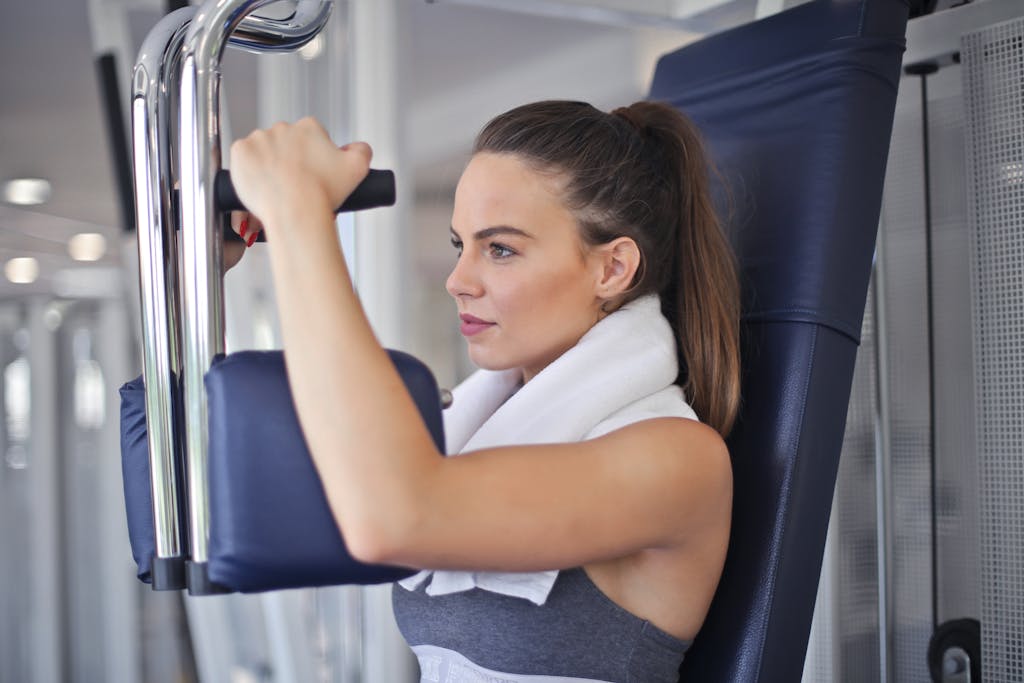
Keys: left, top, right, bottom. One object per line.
{"left": 398, "top": 294, "right": 698, "bottom": 605}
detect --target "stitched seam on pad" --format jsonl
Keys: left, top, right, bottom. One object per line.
{"left": 742, "top": 309, "right": 861, "bottom": 344}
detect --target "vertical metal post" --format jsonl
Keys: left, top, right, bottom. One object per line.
{"left": 873, "top": 234, "right": 895, "bottom": 683}
{"left": 96, "top": 294, "right": 143, "bottom": 682}
{"left": 350, "top": 1, "right": 416, "bottom": 678}
{"left": 178, "top": 12, "right": 229, "bottom": 588}
{"left": 176, "top": 0, "right": 332, "bottom": 593}
{"left": 351, "top": 0, "right": 409, "bottom": 349}
{"left": 27, "top": 298, "right": 63, "bottom": 683}
{"left": 132, "top": 6, "right": 197, "bottom": 590}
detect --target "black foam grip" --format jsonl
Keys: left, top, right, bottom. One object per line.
{"left": 217, "top": 168, "right": 395, "bottom": 242}
{"left": 215, "top": 168, "right": 394, "bottom": 214}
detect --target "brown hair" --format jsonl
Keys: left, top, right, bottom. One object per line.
{"left": 474, "top": 100, "right": 741, "bottom": 437}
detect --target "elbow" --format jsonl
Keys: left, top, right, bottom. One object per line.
{"left": 345, "top": 523, "right": 399, "bottom": 565}
{"left": 341, "top": 504, "right": 421, "bottom": 566}
{"left": 328, "top": 455, "right": 440, "bottom": 566}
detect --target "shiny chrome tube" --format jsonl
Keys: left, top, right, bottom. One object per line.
{"left": 177, "top": 0, "right": 332, "bottom": 589}
{"left": 228, "top": 0, "right": 333, "bottom": 53}
{"left": 132, "top": 0, "right": 333, "bottom": 591}
{"left": 132, "top": 6, "right": 200, "bottom": 583}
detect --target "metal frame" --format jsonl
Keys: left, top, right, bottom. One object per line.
{"left": 131, "top": 0, "right": 333, "bottom": 593}
{"left": 904, "top": 0, "right": 1024, "bottom": 67}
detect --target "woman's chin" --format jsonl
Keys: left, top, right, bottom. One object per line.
{"left": 467, "top": 348, "right": 518, "bottom": 373}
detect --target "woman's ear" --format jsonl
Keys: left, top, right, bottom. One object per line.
{"left": 594, "top": 237, "right": 641, "bottom": 301}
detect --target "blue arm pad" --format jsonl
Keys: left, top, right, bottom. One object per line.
{"left": 119, "top": 349, "right": 445, "bottom": 592}
{"left": 119, "top": 375, "right": 158, "bottom": 583}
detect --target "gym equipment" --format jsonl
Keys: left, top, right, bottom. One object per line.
{"left": 123, "top": 0, "right": 440, "bottom": 595}
{"left": 648, "top": 1, "right": 911, "bottom": 679}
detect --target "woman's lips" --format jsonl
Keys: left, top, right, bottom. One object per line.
{"left": 459, "top": 313, "right": 495, "bottom": 337}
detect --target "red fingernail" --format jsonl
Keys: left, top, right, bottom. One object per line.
{"left": 239, "top": 218, "right": 248, "bottom": 239}
{"left": 340, "top": 144, "right": 351, "bottom": 151}
{"left": 246, "top": 231, "right": 258, "bottom": 248}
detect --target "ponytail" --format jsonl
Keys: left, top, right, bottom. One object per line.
{"left": 475, "top": 100, "right": 741, "bottom": 437}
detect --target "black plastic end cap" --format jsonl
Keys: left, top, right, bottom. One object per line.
{"left": 186, "top": 561, "right": 232, "bottom": 596}
{"left": 150, "top": 555, "right": 187, "bottom": 591}
{"left": 904, "top": 61, "right": 940, "bottom": 76}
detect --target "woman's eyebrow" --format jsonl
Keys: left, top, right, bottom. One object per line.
{"left": 450, "top": 226, "right": 534, "bottom": 240}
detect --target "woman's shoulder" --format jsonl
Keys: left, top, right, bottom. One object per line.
{"left": 592, "top": 416, "right": 732, "bottom": 501}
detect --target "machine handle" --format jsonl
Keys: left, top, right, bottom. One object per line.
{"left": 218, "top": 167, "right": 393, "bottom": 242}
{"left": 217, "top": 168, "right": 394, "bottom": 242}
{"left": 215, "top": 168, "right": 395, "bottom": 213}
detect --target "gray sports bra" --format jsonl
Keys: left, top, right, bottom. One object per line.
{"left": 392, "top": 567, "right": 691, "bottom": 682}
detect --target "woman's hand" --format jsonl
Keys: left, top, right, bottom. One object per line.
{"left": 223, "top": 211, "right": 263, "bottom": 271}
{"left": 228, "top": 117, "right": 372, "bottom": 235}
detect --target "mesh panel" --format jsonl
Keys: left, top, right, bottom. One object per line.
{"left": 962, "top": 17, "right": 1024, "bottom": 683}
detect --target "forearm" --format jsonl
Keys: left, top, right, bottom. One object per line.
{"left": 261, "top": 202, "right": 440, "bottom": 558}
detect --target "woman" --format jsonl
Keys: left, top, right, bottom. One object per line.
{"left": 228, "top": 100, "right": 740, "bottom": 682}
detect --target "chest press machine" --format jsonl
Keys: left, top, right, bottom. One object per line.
{"left": 120, "top": 0, "right": 910, "bottom": 680}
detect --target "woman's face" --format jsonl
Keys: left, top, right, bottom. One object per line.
{"left": 446, "top": 152, "right": 605, "bottom": 382}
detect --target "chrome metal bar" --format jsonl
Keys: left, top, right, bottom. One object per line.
{"left": 132, "top": 5, "right": 196, "bottom": 571}
{"left": 873, "top": 233, "right": 895, "bottom": 683}
{"left": 177, "top": 0, "right": 332, "bottom": 588}
{"left": 230, "top": 0, "right": 333, "bottom": 53}
{"left": 132, "top": 0, "right": 333, "bottom": 590}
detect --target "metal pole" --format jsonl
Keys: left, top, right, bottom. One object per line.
{"left": 176, "top": 0, "right": 332, "bottom": 593}
{"left": 132, "top": 0, "right": 332, "bottom": 593}
{"left": 350, "top": 1, "right": 416, "bottom": 678}
{"left": 27, "top": 298, "right": 63, "bottom": 683}
{"left": 873, "top": 233, "right": 895, "bottom": 683}
{"left": 96, "top": 294, "right": 143, "bottom": 682}
{"left": 351, "top": 0, "right": 408, "bottom": 347}
{"left": 132, "top": 6, "right": 195, "bottom": 589}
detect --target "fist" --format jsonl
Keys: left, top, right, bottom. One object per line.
{"left": 228, "top": 117, "right": 372, "bottom": 230}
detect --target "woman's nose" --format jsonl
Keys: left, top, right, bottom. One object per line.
{"left": 446, "top": 253, "right": 482, "bottom": 298}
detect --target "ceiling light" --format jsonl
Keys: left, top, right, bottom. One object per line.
{"left": 5, "top": 257, "right": 39, "bottom": 284}
{"left": 69, "top": 232, "right": 107, "bottom": 262}
{"left": 3, "top": 178, "right": 52, "bottom": 206}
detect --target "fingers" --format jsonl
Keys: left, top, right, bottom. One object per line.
{"left": 230, "top": 211, "right": 247, "bottom": 235}
{"left": 224, "top": 212, "right": 261, "bottom": 272}
{"left": 230, "top": 211, "right": 263, "bottom": 247}
{"left": 229, "top": 117, "right": 375, "bottom": 220}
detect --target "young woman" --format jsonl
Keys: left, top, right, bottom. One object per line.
{"left": 228, "top": 100, "right": 740, "bottom": 682}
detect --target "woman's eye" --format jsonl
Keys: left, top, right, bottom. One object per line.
{"left": 450, "top": 237, "right": 463, "bottom": 255}
{"left": 489, "top": 243, "right": 515, "bottom": 259}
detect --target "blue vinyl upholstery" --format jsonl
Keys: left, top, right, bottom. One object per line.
{"left": 647, "top": 2, "right": 910, "bottom": 680}
{"left": 204, "top": 349, "right": 444, "bottom": 591}
{"left": 120, "top": 349, "right": 444, "bottom": 591}
{"left": 120, "top": 375, "right": 166, "bottom": 583}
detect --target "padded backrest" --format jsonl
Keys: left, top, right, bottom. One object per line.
{"left": 648, "top": 2, "right": 909, "bottom": 680}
